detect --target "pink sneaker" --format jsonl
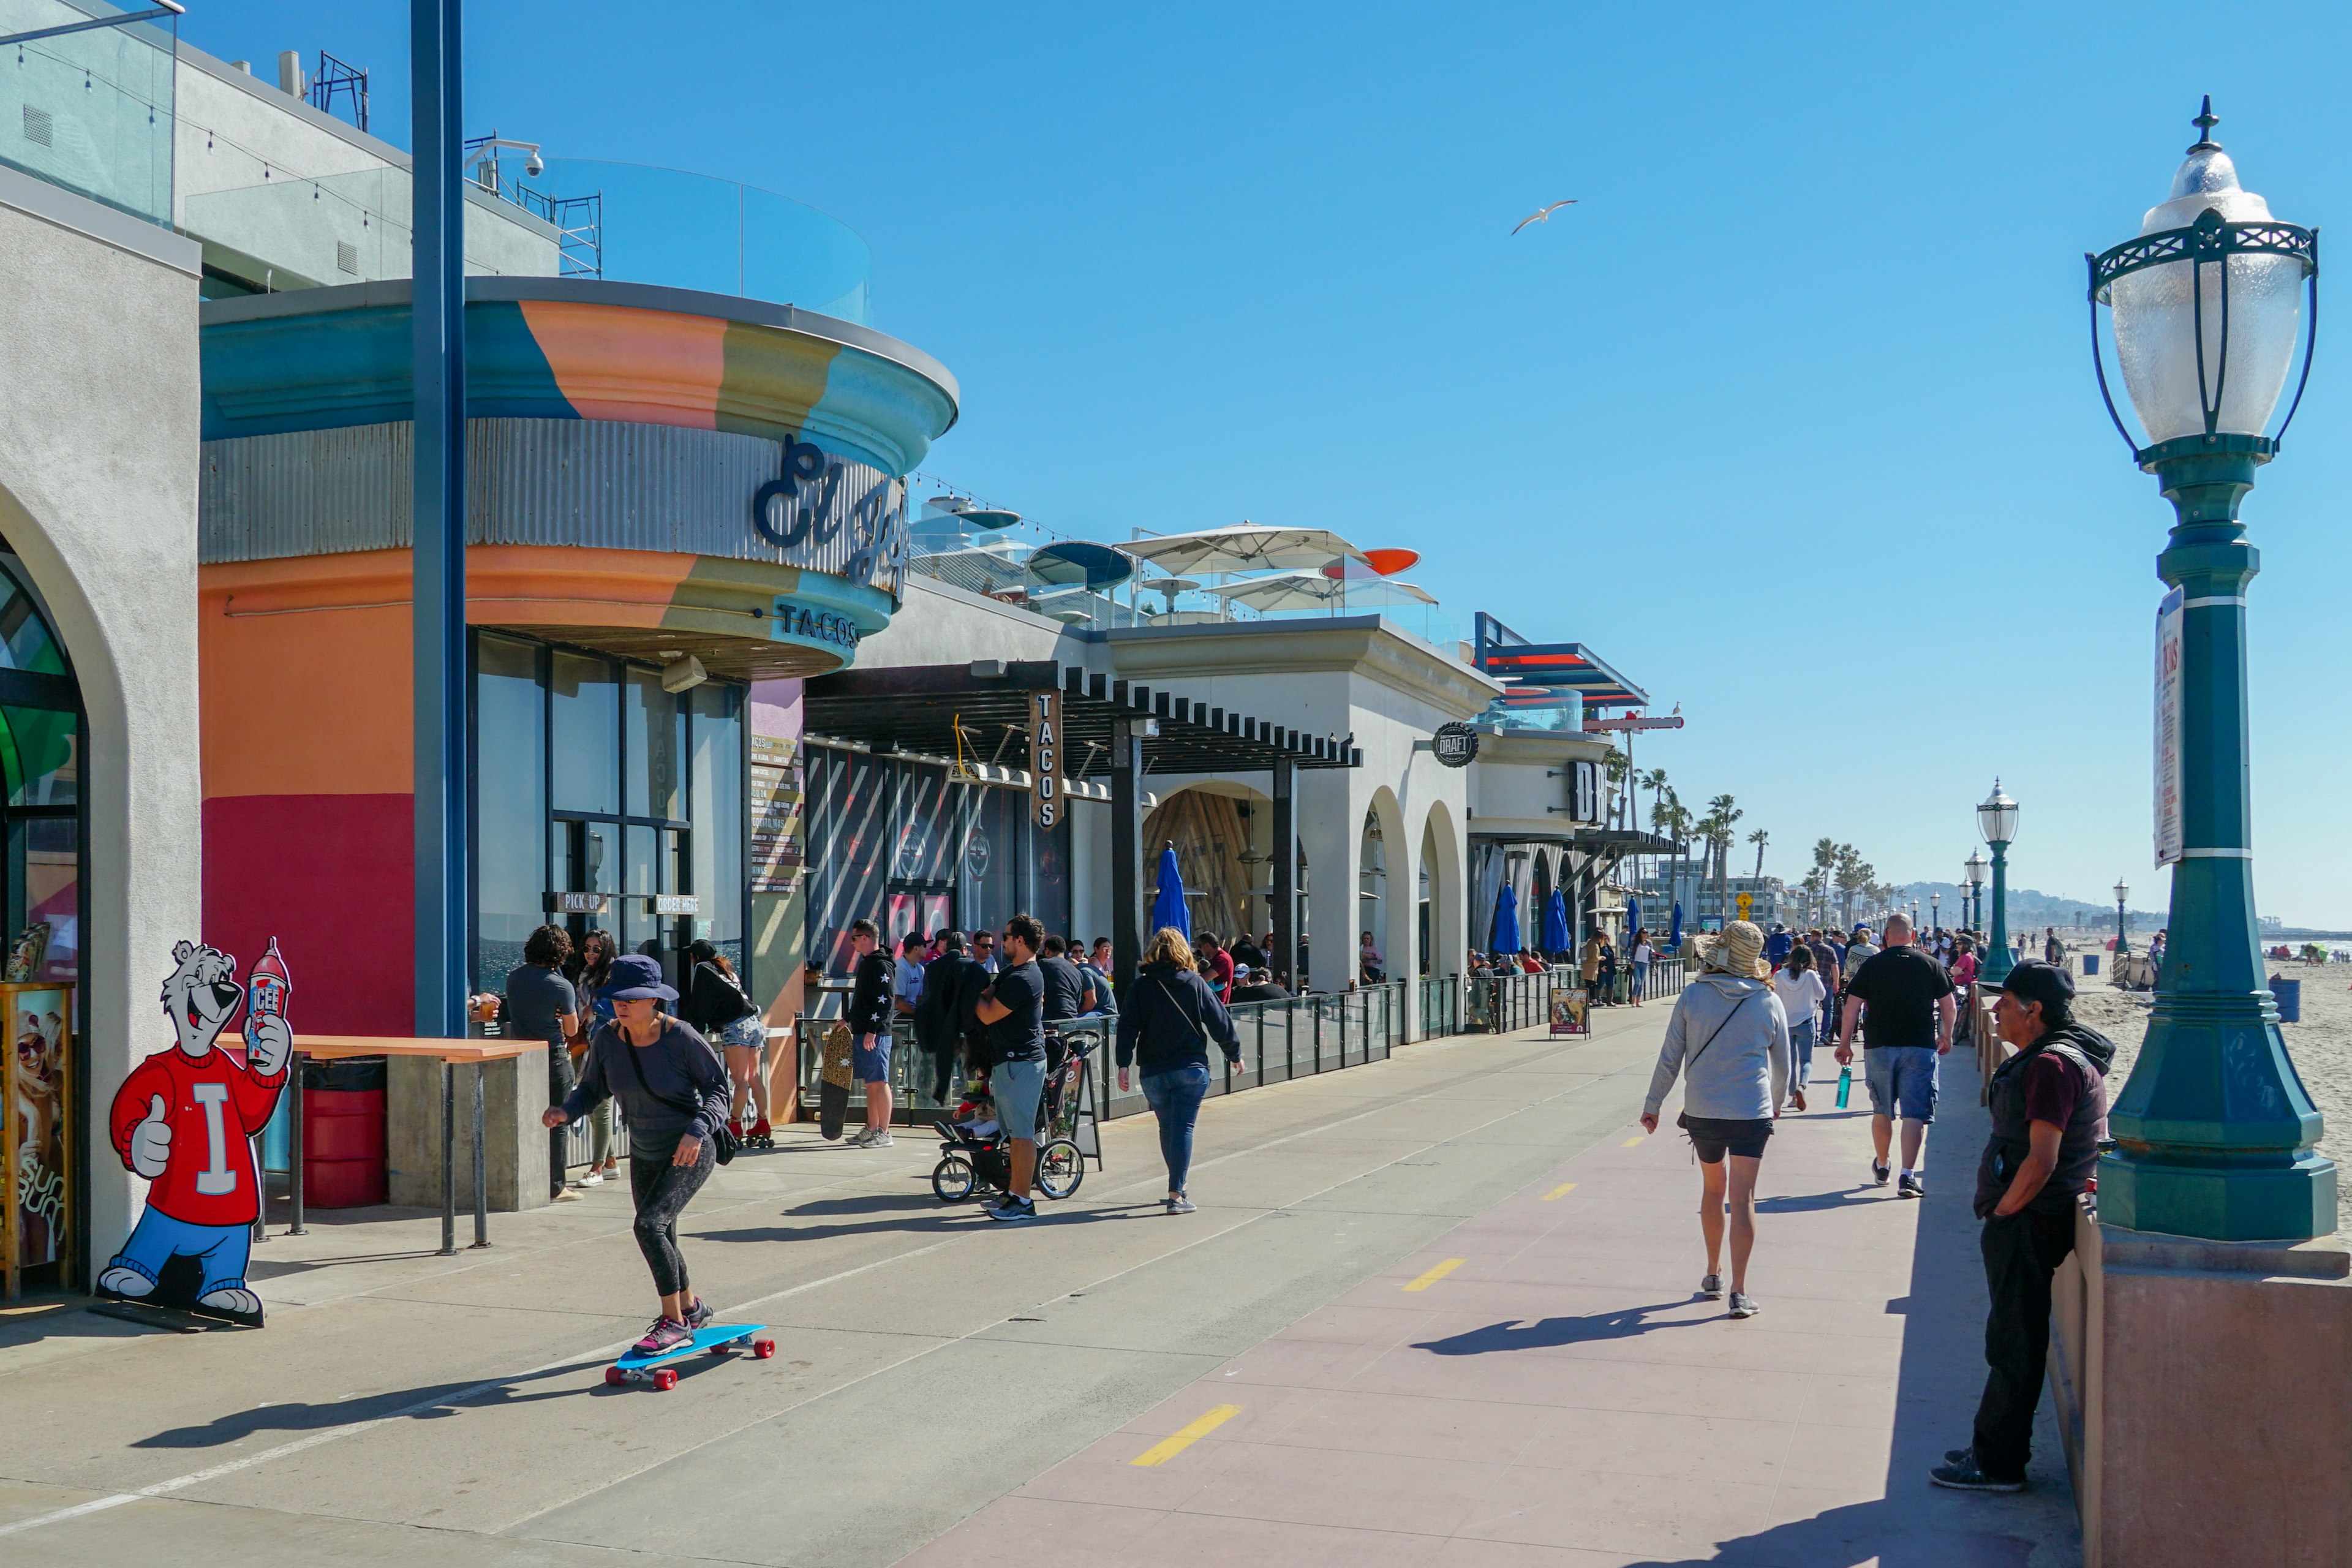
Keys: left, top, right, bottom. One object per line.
{"left": 632, "top": 1316, "right": 689, "bottom": 1355}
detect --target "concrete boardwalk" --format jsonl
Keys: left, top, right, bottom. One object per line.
{"left": 0, "top": 1003, "right": 2076, "bottom": 1567}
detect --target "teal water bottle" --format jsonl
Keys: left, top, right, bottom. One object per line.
{"left": 1835, "top": 1064, "right": 1852, "bottom": 1109}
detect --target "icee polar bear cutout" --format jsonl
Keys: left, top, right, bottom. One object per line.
{"left": 96, "top": 941, "right": 293, "bottom": 1325}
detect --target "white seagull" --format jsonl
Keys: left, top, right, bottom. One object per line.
{"left": 1510, "top": 199, "right": 1577, "bottom": 235}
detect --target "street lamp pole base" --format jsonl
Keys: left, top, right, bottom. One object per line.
{"left": 2095, "top": 1148, "right": 2337, "bottom": 1244}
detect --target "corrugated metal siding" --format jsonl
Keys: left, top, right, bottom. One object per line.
{"left": 199, "top": 418, "right": 908, "bottom": 590}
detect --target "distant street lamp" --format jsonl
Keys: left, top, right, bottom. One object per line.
{"left": 2114, "top": 878, "right": 2132, "bottom": 956}
{"left": 1931, "top": 891, "right": 1942, "bottom": 932}
{"left": 1977, "top": 781, "right": 2018, "bottom": 984}
{"left": 2086, "top": 99, "right": 2334, "bottom": 1242}
{"left": 1964, "top": 851, "right": 1988, "bottom": 932}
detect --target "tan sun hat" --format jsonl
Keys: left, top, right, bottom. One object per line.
{"left": 1703, "top": 919, "right": 1770, "bottom": 980}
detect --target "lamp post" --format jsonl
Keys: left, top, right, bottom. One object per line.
{"left": 2086, "top": 100, "right": 2334, "bottom": 1242}
{"left": 2114, "top": 878, "right": 2132, "bottom": 956}
{"left": 1978, "top": 780, "right": 2018, "bottom": 984}
{"left": 1931, "top": 891, "right": 1941, "bottom": 932}
{"left": 1964, "top": 850, "right": 1988, "bottom": 933}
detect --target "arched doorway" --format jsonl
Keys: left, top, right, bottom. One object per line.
{"left": 0, "top": 551, "right": 83, "bottom": 1296}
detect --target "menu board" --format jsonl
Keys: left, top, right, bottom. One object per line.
{"left": 750, "top": 732, "right": 803, "bottom": 893}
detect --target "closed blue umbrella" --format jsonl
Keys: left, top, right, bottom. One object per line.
{"left": 1670, "top": 900, "right": 1684, "bottom": 948}
{"left": 1491, "top": 879, "right": 1522, "bottom": 957}
{"left": 1150, "top": 843, "right": 1191, "bottom": 940}
{"left": 1542, "top": 889, "right": 1570, "bottom": 957}
{"left": 1626, "top": 897, "right": 1642, "bottom": 941}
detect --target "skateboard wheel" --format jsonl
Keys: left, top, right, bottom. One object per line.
{"left": 654, "top": 1368, "right": 677, "bottom": 1391}
{"left": 709, "top": 1342, "right": 732, "bottom": 1356}
{"left": 753, "top": 1338, "right": 776, "bottom": 1359}
{"left": 605, "top": 1366, "right": 627, "bottom": 1387}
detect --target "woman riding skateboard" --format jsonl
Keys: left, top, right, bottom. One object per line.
{"left": 543, "top": 953, "right": 731, "bottom": 1354}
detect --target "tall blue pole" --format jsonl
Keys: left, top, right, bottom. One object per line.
{"left": 412, "top": 0, "right": 467, "bottom": 1039}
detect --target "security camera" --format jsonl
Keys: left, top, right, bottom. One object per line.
{"left": 524, "top": 154, "right": 545, "bottom": 178}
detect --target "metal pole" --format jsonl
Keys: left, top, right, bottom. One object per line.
{"left": 1982, "top": 843, "right": 2014, "bottom": 986}
{"left": 1110, "top": 720, "right": 1141, "bottom": 1008}
{"left": 437, "top": 1060, "right": 456, "bottom": 1254}
{"left": 249, "top": 1135, "right": 270, "bottom": 1245}
{"left": 470, "top": 1062, "right": 490, "bottom": 1248}
{"left": 412, "top": 0, "right": 469, "bottom": 1046}
{"left": 1270, "top": 756, "right": 1297, "bottom": 990}
{"left": 288, "top": 1050, "right": 307, "bottom": 1235}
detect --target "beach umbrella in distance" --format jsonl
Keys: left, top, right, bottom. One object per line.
{"left": 1542, "top": 889, "right": 1570, "bottom": 956}
{"left": 1492, "top": 880, "right": 1522, "bottom": 957}
{"left": 1150, "top": 844, "right": 1191, "bottom": 941}
{"left": 1026, "top": 540, "right": 1134, "bottom": 592}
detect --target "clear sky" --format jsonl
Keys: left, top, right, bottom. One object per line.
{"left": 186, "top": 2, "right": 2352, "bottom": 926}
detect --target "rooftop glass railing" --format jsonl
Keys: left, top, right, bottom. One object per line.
{"left": 182, "top": 153, "right": 873, "bottom": 323}
{"left": 0, "top": 0, "right": 175, "bottom": 226}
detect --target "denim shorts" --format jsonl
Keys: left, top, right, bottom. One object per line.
{"left": 994, "top": 1057, "right": 1046, "bottom": 1142}
{"left": 1864, "top": 1045, "right": 1939, "bottom": 1123}
{"left": 853, "top": 1031, "right": 892, "bottom": 1084}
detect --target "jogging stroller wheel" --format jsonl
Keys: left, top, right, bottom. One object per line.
{"left": 1036, "top": 1137, "right": 1085, "bottom": 1200}
{"left": 932, "top": 1154, "right": 977, "bottom": 1202}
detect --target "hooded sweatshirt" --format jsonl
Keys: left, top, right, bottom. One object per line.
{"left": 1643, "top": 971, "right": 1791, "bottom": 1122}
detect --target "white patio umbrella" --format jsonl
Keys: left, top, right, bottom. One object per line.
{"left": 1210, "top": 570, "right": 1438, "bottom": 614}
{"left": 1122, "top": 523, "right": 1370, "bottom": 575}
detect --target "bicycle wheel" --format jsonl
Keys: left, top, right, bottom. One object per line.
{"left": 932, "top": 1155, "right": 976, "bottom": 1202}
{"left": 1035, "top": 1138, "right": 1085, "bottom": 1200}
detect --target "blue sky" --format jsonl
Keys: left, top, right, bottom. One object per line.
{"left": 187, "top": 2, "right": 2352, "bottom": 926}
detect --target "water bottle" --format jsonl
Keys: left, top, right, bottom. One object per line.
{"left": 1835, "top": 1064, "right": 1852, "bottom": 1109}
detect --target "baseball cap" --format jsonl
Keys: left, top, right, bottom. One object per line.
{"left": 1999, "top": 959, "right": 2075, "bottom": 1010}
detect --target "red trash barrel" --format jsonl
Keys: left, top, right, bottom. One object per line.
{"left": 302, "top": 1056, "right": 388, "bottom": 1208}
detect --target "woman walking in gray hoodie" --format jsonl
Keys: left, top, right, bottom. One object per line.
{"left": 1640, "top": 920, "right": 1798, "bottom": 1318}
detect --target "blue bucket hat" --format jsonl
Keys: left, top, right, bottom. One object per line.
{"left": 598, "top": 953, "right": 678, "bottom": 1001}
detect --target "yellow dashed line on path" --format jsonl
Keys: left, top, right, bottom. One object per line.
{"left": 1623, "top": 1136, "right": 1645, "bottom": 1147}
{"left": 1543, "top": 1183, "right": 1577, "bottom": 1200}
{"left": 1131, "top": 1404, "right": 1242, "bottom": 1466}
{"left": 1403, "top": 1258, "right": 1465, "bottom": 1292}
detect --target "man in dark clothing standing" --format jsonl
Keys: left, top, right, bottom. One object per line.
{"left": 1037, "top": 935, "right": 1099, "bottom": 1021}
{"left": 973, "top": 914, "right": 1050, "bottom": 1223}
{"left": 1804, "top": 929, "right": 1841, "bottom": 1043}
{"left": 845, "top": 919, "right": 896, "bottom": 1148}
{"left": 915, "top": 932, "right": 989, "bottom": 1105}
{"left": 1933, "top": 960, "right": 2111, "bottom": 1493}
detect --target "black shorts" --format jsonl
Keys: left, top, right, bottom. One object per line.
{"left": 1677, "top": 1113, "right": 1774, "bottom": 1163}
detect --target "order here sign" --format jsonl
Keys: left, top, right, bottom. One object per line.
{"left": 1030, "top": 689, "right": 1062, "bottom": 830}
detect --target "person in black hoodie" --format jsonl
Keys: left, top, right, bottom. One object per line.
{"left": 1932, "top": 960, "right": 2113, "bottom": 1494}
{"left": 1115, "top": 927, "right": 1242, "bottom": 1214}
{"left": 844, "top": 919, "right": 896, "bottom": 1148}
{"left": 915, "top": 931, "right": 989, "bottom": 1104}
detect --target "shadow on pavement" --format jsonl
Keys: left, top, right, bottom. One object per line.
{"left": 131, "top": 1361, "right": 611, "bottom": 1449}
{"left": 1411, "top": 1302, "right": 1705, "bottom": 1355}
{"left": 1616, "top": 1501, "right": 2046, "bottom": 1567}
{"left": 1755, "top": 1186, "right": 1879, "bottom": 1213}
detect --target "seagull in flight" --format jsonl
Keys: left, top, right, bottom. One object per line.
{"left": 1511, "top": 199, "right": 1577, "bottom": 235}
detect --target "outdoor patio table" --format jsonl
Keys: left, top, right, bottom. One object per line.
{"left": 253, "top": 1034, "right": 549, "bottom": 1256}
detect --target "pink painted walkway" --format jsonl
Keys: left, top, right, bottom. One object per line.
{"left": 902, "top": 1055, "right": 2081, "bottom": 1567}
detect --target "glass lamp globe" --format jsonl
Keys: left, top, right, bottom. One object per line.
{"left": 2109, "top": 115, "right": 2305, "bottom": 444}
{"left": 1977, "top": 780, "right": 2019, "bottom": 847}
{"left": 1964, "top": 851, "right": 1988, "bottom": 889}
{"left": 2116, "top": 880, "right": 2130, "bottom": 903}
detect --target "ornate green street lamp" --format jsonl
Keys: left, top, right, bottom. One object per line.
{"left": 2114, "top": 878, "right": 2132, "bottom": 957}
{"left": 1977, "top": 782, "right": 2018, "bottom": 984}
{"left": 1964, "top": 850, "right": 1988, "bottom": 932}
{"left": 2086, "top": 98, "right": 2335, "bottom": 1242}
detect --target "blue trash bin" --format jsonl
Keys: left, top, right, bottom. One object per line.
{"left": 2271, "top": 976, "right": 2301, "bottom": 1023}
{"left": 2081, "top": 954, "right": 2100, "bottom": 976}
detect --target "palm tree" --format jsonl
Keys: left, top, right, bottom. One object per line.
{"left": 1749, "top": 827, "right": 1770, "bottom": 881}
{"left": 1706, "top": 793, "right": 1741, "bottom": 926}
{"left": 1833, "top": 843, "right": 1863, "bottom": 927}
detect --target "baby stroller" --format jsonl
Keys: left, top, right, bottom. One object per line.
{"left": 930, "top": 1031, "right": 1095, "bottom": 1204}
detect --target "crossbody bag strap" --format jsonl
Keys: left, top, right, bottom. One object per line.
{"left": 1686, "top": 990, "right": 1757, "bottom": 1070}
{"left": 1152, "top": 976, "right": 1204, "bottom": 1044}
{"left": 614, "top": 1028, "right": 703, "bottom": 1123}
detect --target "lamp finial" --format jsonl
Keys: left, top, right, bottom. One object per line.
{"left": 2189, "top": 94, "right": 2221, "bottom": 153}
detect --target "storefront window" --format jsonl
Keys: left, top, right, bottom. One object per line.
{"left": 475, "top": 637, "right": 546, "bottom": 995}
{"left": 473, "top": 634, "right": 746, "bottom": 994}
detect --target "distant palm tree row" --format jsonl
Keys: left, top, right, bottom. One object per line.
{"left": 1629, "top": 765, "right": 1903, "bottom": 933}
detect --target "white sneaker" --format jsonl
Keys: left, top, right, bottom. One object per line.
{"left": 864, "top": 1130, "right": 894, "bottom": 1149}
{"left": 844, "top": 1128, "right": 875, "bottom": 1147}
{"left": 575, "top": 1170, "right": 603, "bottom": 1187}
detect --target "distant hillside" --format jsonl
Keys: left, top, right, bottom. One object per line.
{"left": 1898, "top": 880, "right": 2163, "bottom": 932}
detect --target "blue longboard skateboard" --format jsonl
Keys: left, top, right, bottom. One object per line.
{"left": 606, "top": 1323, "right": 774, "bottom": 1390}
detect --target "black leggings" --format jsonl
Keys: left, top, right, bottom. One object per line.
{"left": 628, "top": 1139, "right": 715, "bottom": 1297}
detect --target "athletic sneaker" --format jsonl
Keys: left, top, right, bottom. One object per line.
{"left": 845, "top": 1127, "right": 876, "bottom": 1147}
{"left": 1872, "top": 1158, "right": 1891, "bottom": 1186}
{"left": 632, "top": 1316, "right": 689, "bottom": 1354}
{"left": 1699, "top": 1273, "right": 1723, "bottom": 1300}
{"left": 987, "top": 1194, "right": 1038, "bottom": 1224}
{"left": 575, "top": 1169, "right": 603, "bottom": 1187}
{"left": 1728, "top": 1292, "right": 1760, "bottom": 1318}
{"left": 684, "top": 1297, "right": 713, "bottom": 1330}
{"left": 1166, "top": 1196, "right": 1197, "bottom": 1215}
{"left": 1931, "top": 1449, "right": 2026, "bottom": 1492}
{"left": 1899, "top": 1172, "right": 1924, "bottom": 1199}
{"left": 864, "top": 1129, "right": 894, "bottom": 1150}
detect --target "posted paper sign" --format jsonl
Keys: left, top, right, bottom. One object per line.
{"left": 2154, "top": 587, "right": 2184, "bottom": 867}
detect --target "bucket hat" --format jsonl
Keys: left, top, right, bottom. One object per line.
{"left": 598, "top": 952, "right": 678, "bottom": 1001}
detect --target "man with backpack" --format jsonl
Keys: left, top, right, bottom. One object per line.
{"left": 845, "top": 919, "right": 896, "bottom": 1148}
